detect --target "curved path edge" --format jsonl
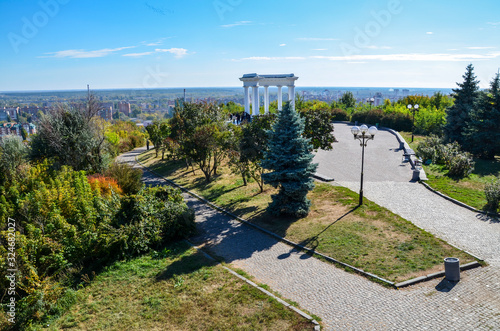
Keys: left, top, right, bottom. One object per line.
{"left": 419, "top": 181, "right": 500, "bottom": 219}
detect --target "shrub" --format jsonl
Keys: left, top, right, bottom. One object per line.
{"left": 442, "top": 142, "right": 475, "bottom": 178}
{"left": 416, "top": 135, "right": 447, "bottom": 164}
{"left": 331, "top": 108, "right": 349, "bottom": 121}
{"left": 112, "top": 186, "right": 195, "bottom": 256}
{"left": 416, "top": 137, "right": 475, "bottom": 178}
{"left": 351, "top": 109, "right": 412, "bottom": 131}
{"left": 105, "top": 162, "right": 144, "bottom": 194}
{"left": 0, "top": 163, "right": 194, "bottom": 329}
{"left": 484, "top": 179, "right": 500, "bottom": 212}
{"left": 87, "top": 175, "right": 123, "bottom": 196}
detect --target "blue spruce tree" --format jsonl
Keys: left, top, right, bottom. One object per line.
{"left": 465, "top": 73, "right": 500, "bottom": 159}
{"left": 444, "top": 64, "right": 480, "bottom": 147}
{"left": 261, "top": 102, "right": 318, "bottom": 218}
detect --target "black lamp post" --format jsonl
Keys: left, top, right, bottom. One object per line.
{"left": 407, "top": 104, "right": 419, "bottom": 142}
{"left": 351, "top": 124, "right": 378, "bottom": 206}
{"left": 367, "top": 97, "right": 375, "bottom": 110}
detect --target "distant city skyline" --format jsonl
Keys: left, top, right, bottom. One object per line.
{"left": 1, "top": 0, "right": 500, "bottom": 91}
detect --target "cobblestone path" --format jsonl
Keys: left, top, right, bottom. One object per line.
{"left": 120, "top": 146, "right": 500, "bottom": 330}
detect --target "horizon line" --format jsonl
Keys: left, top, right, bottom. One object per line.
{"left": 0, "top": 86, "right": 456, "bottom": 94}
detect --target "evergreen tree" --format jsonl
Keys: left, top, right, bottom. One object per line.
{"left": 444, "top": 64, "right": 480, "bottom": 147}
{"left": 261, "top": 102, "right": 318, "bottom": 218}
{"left": 465, "top": 73, "right": 500, "bottom": 159}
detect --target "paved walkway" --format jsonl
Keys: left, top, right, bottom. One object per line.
{"left": 119, "top": 145, "right": 500, "bottom": 330}
{"left": 314, "top": 123, "right": 500, "bottom": 266}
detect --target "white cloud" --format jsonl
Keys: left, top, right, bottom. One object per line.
{"left": 123, "top": 52, "right": 155, "bottom": 57}
{"left": 487, "top": 22, "right": 500, "bottom": 26}
{"left": 364, "top": 45, "right": 392, "bottom": 50}
{"left": 155, "top": 48, "right": 188, "bottom": 58}
{"left": 42, "top": 46, "right": 135, "bottom": 58}
{"left": 426, "top": 32, "right": 434, "bottom": 35}
{"left": 280, "top": 44, "right": 286, "bottom": 47}
{"left": 313, "top": 49, "right": 328, "bottom": 51}
{"left": 221, "top": 21, "right": 252, "bottom": 28}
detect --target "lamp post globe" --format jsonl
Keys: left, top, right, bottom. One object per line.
{"left": 360, "top": 124, "right": 369, "bottom": 134}
{"left": 407, "top": 104, "right": 419, "bottom": 142}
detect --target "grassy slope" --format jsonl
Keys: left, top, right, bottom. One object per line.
{"left": 138, "top": 150, "right": 475, "bottom": 283}
{"left": 41, "top": 242, "right": 313, "bottom": 331}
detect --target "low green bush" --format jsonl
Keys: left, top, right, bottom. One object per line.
{"left": 417, "top": 137, "right": 475, "bottom": 178}
{"left": 484, "top": 179, "right": 500, "bottom": 212}
{"left": 106, "top": 162, "right": 144, "bottom": 194}
{"left": 351, "top": 109, "right": 412, "bottom": 131}
{"left": 331, "top": 108, "right": 349, "bottom": 121}
{"left": 0, "top": 162, "right": 194, "bottom": 329}
{"left": 416, "top": 135, "right": 446, "bottom": 164}
{"left": 442, "top": 142, "right": 475, "bottom": 178}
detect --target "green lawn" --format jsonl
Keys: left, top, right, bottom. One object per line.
{"left": 38, "top": 241, "right": 314, "bottom": 331}
{"left": 400, "top": 132, "right": 500, "bottom": 211}
{"left": 138, "top": 150, "right": 476, "bottom": 283}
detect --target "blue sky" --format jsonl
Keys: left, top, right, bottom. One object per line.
{"left": 1, "top": 0, "right": 500, "bottom": 91}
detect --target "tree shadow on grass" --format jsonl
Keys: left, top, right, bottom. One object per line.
{"left": 204, "top": 185, "right": 242, "bottom": 201}
{"left": 473, "top": 157, "right": 500, "bottom": 177}
{"left": 155, "top": 250, "right": 216, "bottom": 281}
{"left": 277, "top": 206, "right": 359, "bottom": 261}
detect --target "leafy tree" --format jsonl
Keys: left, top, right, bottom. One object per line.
{"left": 30, "top": 95, "right": 111, "bottom": 173}
{"left": 185, "top": 122, "right": 229, "bottom": 183}
{"left": 339, "top": 91, "right": 357, "bottom": 109}
{"left": 444, "top": 64, "right": 480, "bottom": 147}
{"left": 21, "top": 127, "right": 28, "bottom": 140}
{"left": 0, "top": 135, "right": 28, "bottom": 184}
{"left": 299, "top": 107, "right": 336, "bottom": 151}
{"left": 465, "top": 73, "right": 500, "bottom": 158}
{"left": 169, "top": 101, "right": 226, "bottom": 176}
{"left": 261, "top": 102, "right": 318, "bottom": 217}
{"left": 145, "top": 121, "right": 169, "bottom": 158}
{"left": 239, "top": 114, "right": 276, "bottom": 192}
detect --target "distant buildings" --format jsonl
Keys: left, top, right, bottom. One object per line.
{"left": 0, "top": 107, "right": 19, "bottom": 121}
{"left": 118, "top": 102, "right": 131, "bottom": 116}
{"left": 100, "top": 102, "right": 114, "bottom": 120}
{"left": 0, "top": 122, "right": 36, "bottom": 138}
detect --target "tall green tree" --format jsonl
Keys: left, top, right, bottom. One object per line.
{"left": 444, "top": 64, "right": 480, "bottom": 147}
{"left": 261, "top": 102, "right": 318, "bottom": 217}
{"left": 339, "top": 91, "right": 357, "bottom": 109}
{"left": 299, "top": 107, "right": 336, "bottom": 151}
{"left": 239, "top": 114, "right": 276, "bottom": 192}
{"left": 465, "top": 73, "right": 500, "bottom": 158}
{"left": 0, "top": 135, "right": 28, "bottom": 184}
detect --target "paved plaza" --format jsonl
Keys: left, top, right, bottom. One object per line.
{"left": 120, "top": 125, "right": 500, "bottom": 330}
